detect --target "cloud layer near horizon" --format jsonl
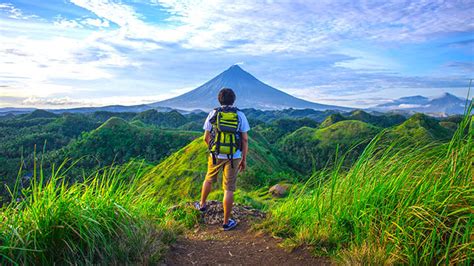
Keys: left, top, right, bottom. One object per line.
{"left": 0, "top": 0, "right": 472, "bottom": 108}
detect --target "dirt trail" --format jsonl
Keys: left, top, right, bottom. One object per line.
{"left": 162, "top": 201, "right": 330, "bottom": 266}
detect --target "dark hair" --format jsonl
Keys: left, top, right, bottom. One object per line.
{"left": 218, "top": 88, "right": 236, "bottom": 105}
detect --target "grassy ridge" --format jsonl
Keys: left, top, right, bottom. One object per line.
{"left": 143, "top": 135, "right": 294, "bottom": 201}
{"left": 0, "top": 161, "right": 198, "bottom": 264}
{"left": 263, "top": 109, "right": 473, "bottom": 264}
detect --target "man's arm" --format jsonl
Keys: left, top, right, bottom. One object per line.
{"left": 204, "top": 130, "right": 211, "bottom": 146}
{"left": 239, "top": 132, "right": 248, "bottom": 171}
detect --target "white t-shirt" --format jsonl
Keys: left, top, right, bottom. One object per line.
{"left": 203, "top": 108, "right": 250, "bottom": 159}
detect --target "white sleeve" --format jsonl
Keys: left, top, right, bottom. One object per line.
{"left": 238, "top": 112, "right": 250, "bottom": 132}
{"left": 203, "top": 110, "right": 215, "bottom": 131}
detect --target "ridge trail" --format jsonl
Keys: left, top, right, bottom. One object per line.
{"left": 162, "top": 201, "right": 329, "bottom": 265}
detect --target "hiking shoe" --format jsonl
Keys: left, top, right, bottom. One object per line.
{"left": 194, "top": 202, "right": 207, "bottom": 212}
{"left": 223, "top": 219, "right": 238, "bottom": 231}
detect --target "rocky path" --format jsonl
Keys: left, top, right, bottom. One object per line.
{"left": 162, "top": 201, "right": 330, "bottom": 265}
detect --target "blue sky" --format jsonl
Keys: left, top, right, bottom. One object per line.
{"left": 0, "top": 0, "right": 472, "bottom": 108}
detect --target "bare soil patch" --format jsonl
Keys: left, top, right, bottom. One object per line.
{"left": 162, "top": 201, "right": 330, "bottom": 265}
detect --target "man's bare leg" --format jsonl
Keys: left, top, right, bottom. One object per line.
{"left": 223, "top": 190, "right": 234, "bottom": 225}
{"left": 200, "top": 180, "right": 212, "bottom": 207}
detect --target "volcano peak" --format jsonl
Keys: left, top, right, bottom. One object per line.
{"left": 151, "top": 65, "right": 349, "bottom": 111}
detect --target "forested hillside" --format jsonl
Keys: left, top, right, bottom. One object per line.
{"left": 0, "top": 107, "right": 470, "bottom": 265}
{"left": 0, "top": 108, "right": 457, "bottom": 195}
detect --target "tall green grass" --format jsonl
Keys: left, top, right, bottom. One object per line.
{"left": 264, "top": 106, "right": 473, "bottom": 264}
{"left": 0, "top": 160, "right": 198, "bottom": 264}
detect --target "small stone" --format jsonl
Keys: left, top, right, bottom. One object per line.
{"left": 269, "top": 183, "right": 290, "bottom": 198}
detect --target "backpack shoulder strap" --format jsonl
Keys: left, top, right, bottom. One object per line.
{"left": 209, "top": 108, "right": 220, "bottom": 124}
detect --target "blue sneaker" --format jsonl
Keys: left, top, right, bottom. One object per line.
{"left": 194, "top": 202, "right": 207, "bottom": 212}
{"left": 223, "top": 219, "right": 238, "bottom": 231}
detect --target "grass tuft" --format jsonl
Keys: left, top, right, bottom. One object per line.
{"left": 0, "top": 160, "right": 196, "bottom": 264}
{"left": 263, "top": 104, "right": 473, "bottom": 264}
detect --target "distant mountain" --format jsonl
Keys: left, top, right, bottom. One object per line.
{"left": 0, "top": 107, "right": 36, "bottom": 116}
{"left": 22, "top": 109, "right": 59, "bottom": 119}
{"left": 49, "top": 105, "right": 174, "bottom": 114}
{"left": 373, "top": 93, "right": 470, "bottom": 116}
{"left": 0, "top": 105, "right": 177, "bottom": 116}
{"left": 151, "top": 65, "right": 350, "bottom": 111}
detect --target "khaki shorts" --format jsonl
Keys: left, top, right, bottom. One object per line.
{"left": 205, "top": 156, "right": 242, "bottom": 192}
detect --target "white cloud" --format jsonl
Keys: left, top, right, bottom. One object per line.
{"left": 398, "top": 104, "right": 423, "bottom": 109}
{"left": 82, "top": 18, "right": 110, "bottom": 28}
{"left": 54, "top": 17, "right": 84, "bottom": 29}
{"left": 0, "top": 2, "right": 37, "bottom": 20}
{"left": 16, "top": 93, "right": 186, "bottom": 109}
{"left": 53, "top": 15, "right": 110, "bottom": 29}
{"left": 150, "top": 0, "right": 474, "bottom": 52}
{"left": 0, "top": 16, "right": 145, "bottom": 88}
{"left": 22, "top": 96, "right": 83, "bottom": 106}
{"left": 70, "top": 0, "right": 185, "bottom": 43}
{"left": 0, "top": 82, "right": 75, "bottom": 101}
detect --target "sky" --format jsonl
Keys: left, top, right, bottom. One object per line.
{"left": 0, "top": 0, "right": 473, "bottom": 109}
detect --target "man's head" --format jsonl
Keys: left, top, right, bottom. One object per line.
{"left": 218, "top": 88, "right": 236, "bottom": 106}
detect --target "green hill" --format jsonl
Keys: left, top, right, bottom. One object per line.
{"left": 132, "top": 110, "right": 187, "bottom": 128}
{"left": 22, "top": 109, "right": 58, "bottom": 120}
{"left": 253, "top": 118, "right": 319, "bottom": 143}
{"left": 280, "top": 120, "right": 381, "bottom": 174}
{"left": 320, "top": 113, "right": 346, "bottom": 128}
{"left": 439, "top": 121, "right": 458, "bottom": 132}
{"left": 49, "top": 117, "right": 200, "bottom": 170}
{"left": 320, "top": 110, "right": 406, "bottom": 128}
{"left": 143, "top": 135, "right": 294, "bottom": 200}
{"left": 90, "top": 111, "right": 137, "bottom": 123}
{"left": 347, "top": 110, "right": 406, "bottom": 127}
{"left": 388, "top": 113, "right": 452, "bottom": 142}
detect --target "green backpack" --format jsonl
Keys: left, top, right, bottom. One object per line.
{"left": 209, "top": 106, "right": 241, "bottom": 167}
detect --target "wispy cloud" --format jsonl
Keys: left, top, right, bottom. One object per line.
{"left": 0, "top": 2, "right": 37, "bottom": 20}
{"left": 0, "top": 0, "right": 472, "bottom": 108}
{"left": 152, "top": 0, "right": 474, "bottom": 52}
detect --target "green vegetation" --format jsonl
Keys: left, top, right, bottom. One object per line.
{"left": 0, "top": 106, "right": 469, "bottom": 264}
{"left": 320, "top": 110, "right": 406, "bottom": 128}
{"left": 48, "top": 117, "right": 199, "bottom": 171}
{"left": 143, "top": 134, "right": 294, "bottom": 200}
{"left": 0, "top": 110, "right": 203, "bottom": 193}
{"left": 389, "top": 113, "right": 453, "bottom": 142}
{"left": 347, "top": 110, "right": 406, "bottom": 128}
{"left": 132, "top": 110, "right": 188, "bottom": 128}
{"left": 0, "top": 112, "right": 99, "bottom": 181}
{"left": 0, "top": 162, "right": 198, "bottom": 264}
{"left": 262, "top": 110, "right": 473, "bottom": 264}
{"left": 320, "top": 113, "right": 346, "bottom": 128}
{"left": 280, "top": 120, "right": 381, "bottom": 174}
{"left": 253, "top": 118, "right": 319, "bottom": 144}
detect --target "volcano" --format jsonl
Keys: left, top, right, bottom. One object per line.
{"left": 151, "top": 65, "right": 349, "bottom": 111}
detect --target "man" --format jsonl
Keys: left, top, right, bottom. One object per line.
{"left": 196, "top": 88, "right": 250, "bottom": 231}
